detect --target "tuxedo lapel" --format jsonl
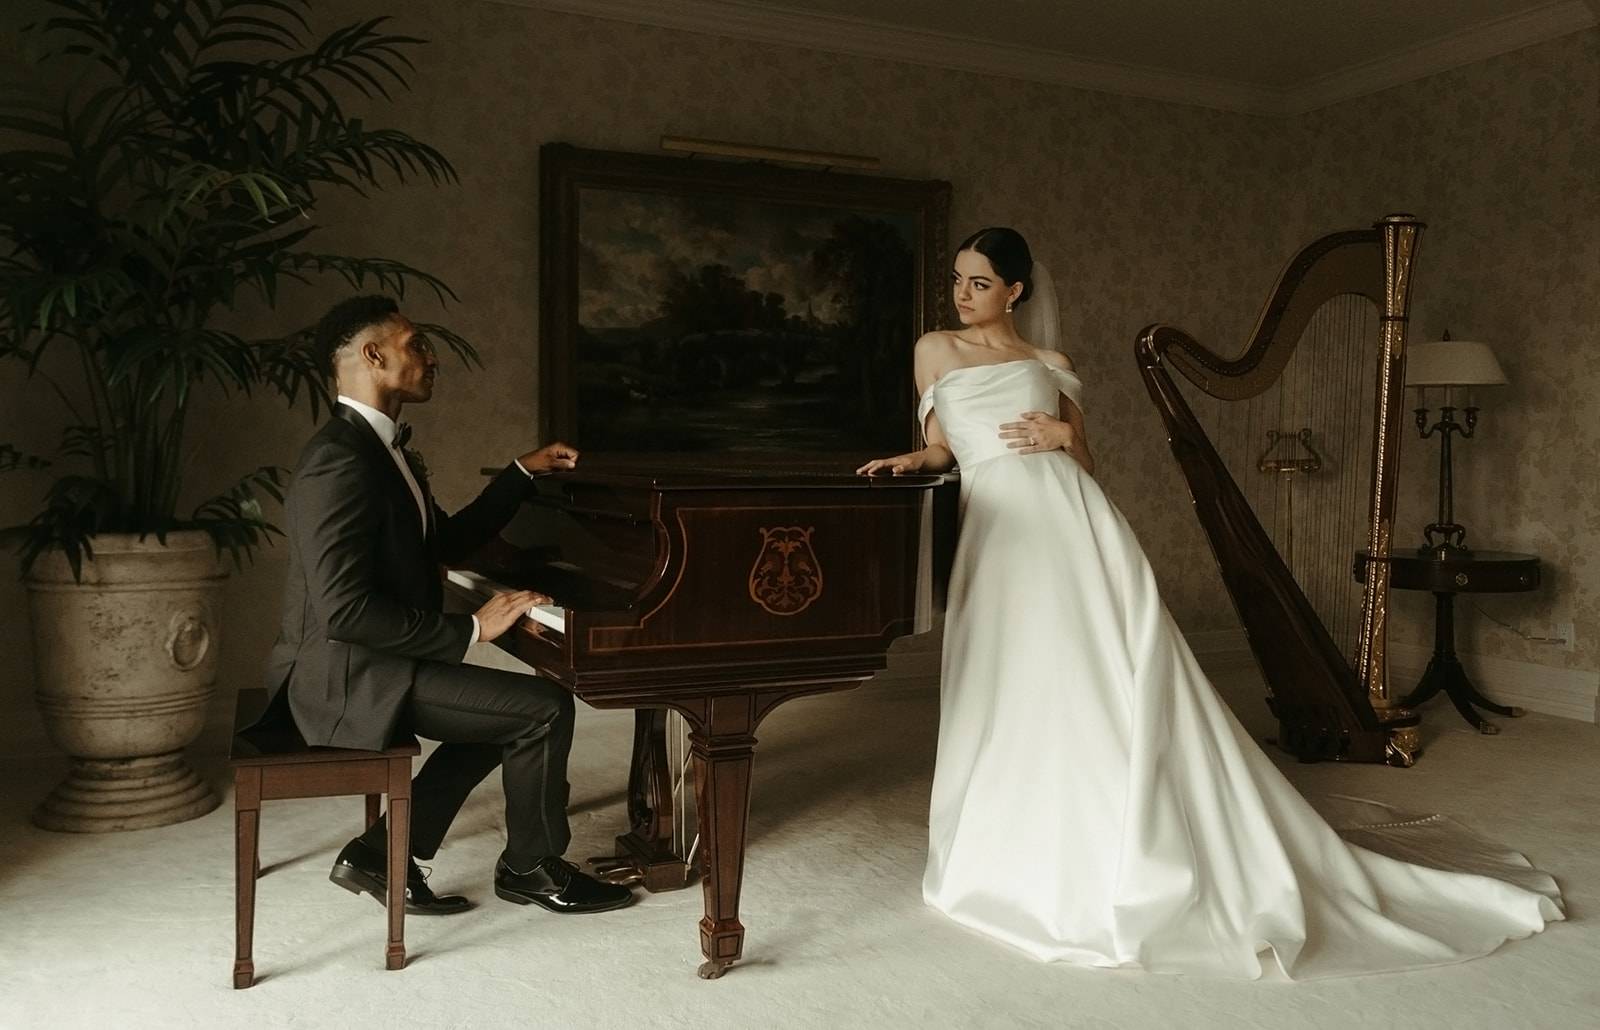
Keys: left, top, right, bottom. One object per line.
{"left": 332, "top": 403, "right": 426, "bottom": 538}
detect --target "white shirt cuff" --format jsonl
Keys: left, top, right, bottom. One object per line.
{"left": 469, "top": 615, "right": 481, "bottom": 647}
{"left": 513, "top": 458, "right": 536, "bottom": 479}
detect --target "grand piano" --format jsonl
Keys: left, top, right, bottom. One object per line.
{"left": 445, "top": 457, "right": 955, "bottom": 978}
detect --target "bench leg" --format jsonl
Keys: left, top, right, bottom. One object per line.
{"left": 234, "top": 768, "right": 263, "bottom": 989}
{"left": 385, "top": 758, "right": 410, "bottom": 971}
{"left": 365, "top": 793, "right": 381, "bottom": 830}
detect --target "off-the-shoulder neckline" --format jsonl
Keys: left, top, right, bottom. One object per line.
{"left": 922, "top": 357, "right": 1079, "bottom": 398}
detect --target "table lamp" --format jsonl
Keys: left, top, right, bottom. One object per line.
{"left": 1405, "top": 333, "right": 1508, "bottom": 556}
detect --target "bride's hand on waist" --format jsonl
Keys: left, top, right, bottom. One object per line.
{"left": 1000, "top": 412, "right": 1076, "bottom": 454}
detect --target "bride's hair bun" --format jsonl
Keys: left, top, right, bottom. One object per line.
{"left": 956, "top": 226, "right": 1033, "bottom": 306}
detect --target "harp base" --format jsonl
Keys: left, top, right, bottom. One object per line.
{"left": 1267, "top": 706, "right": 1421, "bottom": 767}
{"left": 1377, "top": 709, "right": 1424, "bottom": 767}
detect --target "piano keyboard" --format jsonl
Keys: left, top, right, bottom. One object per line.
{"left": 444, "top": 568, "right": 566, "bottom": 634}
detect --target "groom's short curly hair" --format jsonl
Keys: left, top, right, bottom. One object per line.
{"left": 314, "top": 295, "right": 400, "bottom": 378}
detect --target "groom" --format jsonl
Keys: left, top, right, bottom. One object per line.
{"left": 261, "top": 295, "right": 632, "bottom": 916}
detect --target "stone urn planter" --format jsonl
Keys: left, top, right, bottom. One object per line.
{"left": 25, "top": 531, "right": 224, "bottom": 831}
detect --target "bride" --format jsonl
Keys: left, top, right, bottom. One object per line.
{"left": 857, "top": 226, "right": 1564, "bottom": 979}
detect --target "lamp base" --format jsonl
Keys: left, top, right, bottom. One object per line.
{"left": 1418, "top": 543, "right": 1473, "bottom": 560}
{"left": 1422, "top": 521, "right": 1469, "bottom": 557}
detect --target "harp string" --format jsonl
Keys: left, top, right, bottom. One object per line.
{"left": 1184, "top": 294, "right": 1380, "bottom": 666}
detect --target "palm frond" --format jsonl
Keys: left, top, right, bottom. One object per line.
{"left": 1, "top": 0, "right": 463, "bottom": 576}
{"left": 278, "top": 253, "right": 460, "bottom": 304}
{"left": 411, "top": 322, "right": 481, "bottom": 371}
{"left": 58, "top": 424, "right": 106, "bottom": 460}
{"left": 0, "top": 473, "right": 119, "bottom": 577}
{"left": 105, "top": 327, "right": 262, "bottom": 403}
{"left": 0, "top": 443, "right": 52, "bottom": 472}
{"left": 256, "top": 327, "right": 333, "bottom": 418}
{"left": 191, "top": 463, "right": 286, "bottom": 569}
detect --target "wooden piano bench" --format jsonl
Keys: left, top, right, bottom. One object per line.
{"left": 227, "top": 687, "right": 420, "bottom": 989}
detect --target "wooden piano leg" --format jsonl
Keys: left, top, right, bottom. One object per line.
{"left": 689, "top": 697, "right": 757, "bottom": 980}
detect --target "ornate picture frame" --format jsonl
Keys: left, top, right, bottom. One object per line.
{"left": 538, "top": 143, "right": 950, "bottom": 455}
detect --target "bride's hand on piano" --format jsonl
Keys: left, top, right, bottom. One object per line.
{"left": 517, "top": 441, "right": 579, "bottom": 474}
{"left": 856, "top": 449, "right": 930, "bottom": 476}
{"left": 475, "top": 589, "right": 555, "bottom": 642}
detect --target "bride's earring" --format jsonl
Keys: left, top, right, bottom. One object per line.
{"left": 1005, "top": 299, "right": 1014, "bottom": 314}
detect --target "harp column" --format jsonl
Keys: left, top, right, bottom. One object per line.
{"left": 1356, "top": 213, "right": 1424, "bottom": 758}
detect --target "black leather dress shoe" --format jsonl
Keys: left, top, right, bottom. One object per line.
{"left": 494, "top": 855, "right": 636, "bottom": 914}
{"left": 328, "top": 838, "right": 472, "bottom": 916}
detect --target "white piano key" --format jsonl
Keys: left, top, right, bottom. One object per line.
{"left": 445, "top": 569, "right": 566, "bottom": 634}
{"left": 445, "top": 568, "right": 495, "bottom": 597}
{"left": 527, "top": 603, "right": 566, "bottom": 633}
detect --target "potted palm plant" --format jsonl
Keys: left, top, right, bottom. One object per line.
{"left": 0, "top": 0, "right": 476, "bottom": 831}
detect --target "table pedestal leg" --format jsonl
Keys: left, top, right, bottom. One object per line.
{"left": 1403, "top": 591, "right": 1524, "bottom": 734}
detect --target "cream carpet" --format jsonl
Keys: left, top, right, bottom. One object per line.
{"left": 1, "top": 646, "right": 1594, "bottom": 1030}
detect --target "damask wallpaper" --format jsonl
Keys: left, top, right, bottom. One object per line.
{"left": 1293, "top": 29, "right": 1600, "bottom": 674}
{"left": 0, "top": 1, "right": 1593, "bottom": 750}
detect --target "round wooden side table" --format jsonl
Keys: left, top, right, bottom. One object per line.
{"left": 1354, "top": 549, "right": 1540, "bottom": 734}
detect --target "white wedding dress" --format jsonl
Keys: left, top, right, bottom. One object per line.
{"left": 919, "top": 357, "right": 1564, "bottom": 979}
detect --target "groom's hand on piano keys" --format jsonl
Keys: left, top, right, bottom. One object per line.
{"left": 475, "top": 589, "right": 555, "bottom": 643}
{"left": 517, "top": 441, "right": 579, "bottom": 474}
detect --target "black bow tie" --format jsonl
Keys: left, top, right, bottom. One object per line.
{"left": 392, "top": 422, "right": 412, "bottom": 450}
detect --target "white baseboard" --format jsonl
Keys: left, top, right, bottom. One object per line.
{"left": 1386, "top": 642, "right": 1599, "bottom": 724}
{"left": 1171, "top": 627, "right": 1599, "bottom": 724}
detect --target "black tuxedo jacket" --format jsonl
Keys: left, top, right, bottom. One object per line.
{"left": 261, "top": 404, "right": 529, "bottom": 750}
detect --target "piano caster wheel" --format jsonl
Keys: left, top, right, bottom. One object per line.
{"left": 697, "top": 960, "right": 731, "bottom": 980}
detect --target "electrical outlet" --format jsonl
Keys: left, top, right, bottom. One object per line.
{"left": 1557, "top": 621, "right": 1576, "bottom": 652}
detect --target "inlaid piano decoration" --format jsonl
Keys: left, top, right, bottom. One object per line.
{"left": 446, "top": 461, "right": 955, "bottom": 978}
{"left": 449, "top": 141, "right": 954, "bottom": 979}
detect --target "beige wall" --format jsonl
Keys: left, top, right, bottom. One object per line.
{"left": 0, "top": 2, "right": 1593, "bottom": 755}
{"left": 1292, "top": 29, "right": 1600, "bottom": 670}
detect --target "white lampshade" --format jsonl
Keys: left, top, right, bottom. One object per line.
{"left": 1405, "top": 340, "right": 1508, "bottom": 388}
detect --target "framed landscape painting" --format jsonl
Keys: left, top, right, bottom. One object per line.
{"left": 538, "top": 143, "right": 950, "bottom": 456}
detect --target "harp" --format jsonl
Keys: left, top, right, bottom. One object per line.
{"left": 1136, "top": 214, "right": 1424, "bottom": 767}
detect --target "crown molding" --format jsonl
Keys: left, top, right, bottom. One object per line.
{"left": 494, "top": 0, "right": 1595, "bottom": 117}
{"left": 499, "top": 0, "right": 1287, "bottom": 114}
{"left": 1286, "top": 1, "right": 1598, "bottom": 113}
